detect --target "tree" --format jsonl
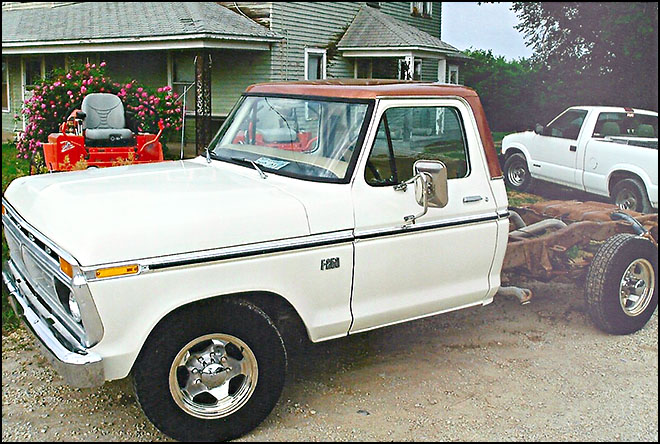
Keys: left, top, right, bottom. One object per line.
{"left": 511, "top": 2, "right": 658, "bottom": 112}
{"left": 460, "top": 49, "right": 540, "bottom": 131}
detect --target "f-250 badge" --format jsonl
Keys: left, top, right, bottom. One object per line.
{"left": 321, "top": 257, "right": 340, "bottom": 270}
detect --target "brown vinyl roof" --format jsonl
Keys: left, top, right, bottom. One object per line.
{"left": 245, "top": 80, "right": 479, "bottom": 100}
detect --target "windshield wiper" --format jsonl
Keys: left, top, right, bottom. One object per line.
{"left": 230, "top": 156, "right": 268, "bottom": 179}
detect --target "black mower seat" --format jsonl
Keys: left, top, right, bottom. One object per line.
{"left": 82, "top": 93, "right": 134, "bottom": 142}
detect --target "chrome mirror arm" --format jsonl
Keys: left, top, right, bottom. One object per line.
{"left": 400, "top": 172, "right": 432, "bottom": 227}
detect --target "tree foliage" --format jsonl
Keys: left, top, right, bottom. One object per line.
{"left": 460, "top": 49, "right": 540, "bottom": 132}
{"left": 511, "top": 2, "right": 658, "bottom": 112}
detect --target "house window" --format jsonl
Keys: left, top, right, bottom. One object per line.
{"left": 448, "top": 65, "right": 459, "bottom": 84}
{"left": 2, "top": 58, "right": 9, "bottom": 112}
{"left": 398, "top": 58, "right": 422, "bottom": 81}
{"left": 411, "top": 2, "right": 432, "bottom": 17}
{"left": 169, "top": 52, "right": 195, "bottom": 114}
{"left": 305, "top": 48, "right": 327, "bottom": 80}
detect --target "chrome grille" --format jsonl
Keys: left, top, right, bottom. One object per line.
{"left": 2, "top": 204, "right": 88, "bottom": 345}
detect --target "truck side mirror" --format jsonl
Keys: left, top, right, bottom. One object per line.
{"left": 534, "top": 123, "right": 544, "bottom": 135}
{"left": 413, "top": 160, "right": 448, "bottom": 208}
{"left": 394, "top": 160, "right": 449, "bottom": 226}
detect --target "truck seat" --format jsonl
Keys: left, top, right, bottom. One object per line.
{"left": 636, "top": 124, "right": 655, "bottom": 138}
{"left": 82, "top": 93, "right": 134, "bottom": 142}
{"left": 601, "top": 121, "right": 621, "bottom": 137}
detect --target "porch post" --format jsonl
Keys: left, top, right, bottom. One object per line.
{"left": 195, "top": 51, "right": 212, "bottom": 156}
{"left": 437, "top": 58, "right": 447, "bottom": 83}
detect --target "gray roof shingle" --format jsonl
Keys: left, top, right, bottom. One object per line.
{"left": 338, "top": 6, "right": 463, "bottom": 55}
{"left": 2, "top": 2, "right": 279, "bottom": 44}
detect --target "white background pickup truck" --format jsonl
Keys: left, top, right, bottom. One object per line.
{"left": 501, "top": 106, "right": 658, "bottom": 213}
{"left": 2, "top": 84, "right": 658, "bottom": 442}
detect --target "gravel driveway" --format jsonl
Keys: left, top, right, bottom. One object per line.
{"left": 2, "top": 278, "right": 658, "bottom": 441}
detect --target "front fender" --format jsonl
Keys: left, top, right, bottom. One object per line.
{"left": 86, "top": 240, "right": 355, "bottom": 381}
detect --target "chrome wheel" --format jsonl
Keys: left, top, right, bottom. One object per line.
{"left": 619, "top": 258, "right": 655, "bottom": 317}
{"left": 507, "top": 160, "right": 527, "bottom": 187}
{"left": 615, "top": 189, "right": 638, "bottom": 211}
{"left": 169, "top": 334, "right": 258, "bottom": 419}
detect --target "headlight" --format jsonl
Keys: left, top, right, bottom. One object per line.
{"left": 68, "top": 292, "right": 82, "bottom": 323}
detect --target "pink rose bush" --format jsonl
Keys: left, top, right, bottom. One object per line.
{"left": 15, "top": 62, "right": 183, "bottom": 165}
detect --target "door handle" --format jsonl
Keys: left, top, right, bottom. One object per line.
{"left": 463, "top": 195, "right": 484, "bottom": 203}
{"left": 569, "top": 145, "right": 577, "bottom": 152}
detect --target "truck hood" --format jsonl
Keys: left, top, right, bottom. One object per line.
{"left": 3, "top": 161, "right": 310, "bottom": 266}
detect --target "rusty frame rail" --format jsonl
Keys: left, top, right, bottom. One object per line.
{"left": 503, "top": 200, "right": 658, "bottom": 280}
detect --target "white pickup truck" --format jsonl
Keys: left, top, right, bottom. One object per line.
{"left": 501, "top": 106, "right": 658, "bottom": 213}
{"left": 3, "top": 83, "right": 658, "bottom": 442}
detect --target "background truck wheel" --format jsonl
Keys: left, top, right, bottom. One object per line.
{"left": 503, "top": 153, "right": 533, "bottom": 192}
{"left": 586, "top": 233, "right": 658, "bottom": 335}
{"left": 611, "top": 177, "right": 652, "bottom": 213}
{"left": 132, "top": 298, "right": 287, "bottom": 442}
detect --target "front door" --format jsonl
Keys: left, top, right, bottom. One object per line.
{"left": 532, "top": 108, "right": 588, "bottom": 187}
{"left": 349, "top": 99, "right": 499, "bottom": 334}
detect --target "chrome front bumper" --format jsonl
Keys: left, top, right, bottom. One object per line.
{"left": 2, "top": 260, "right": 105, "bottom": 388}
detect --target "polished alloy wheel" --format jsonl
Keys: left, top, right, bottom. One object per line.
{"left": 619, "top": 258, "right": 655, "bottom": 317}
{"left": 507, "top": 162, "right": 527, "bottom": 187}
{"left": 615, "top": 189, "right": 638, "bottom": 211}
{"left": 169, "top": 334, "right": 258, "bottom": 419}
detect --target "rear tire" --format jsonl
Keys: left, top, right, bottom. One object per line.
{"left": 133, "top": 298, "right": 287, "bottom": 442}
{"left": 503, "top": 153, "right": 533, "bottom": 192}
{"left": 611, "top": 178, "right": 652, "bottom": 213}
{"left": 586, "top": 234, "right": 658, "bottom": 335}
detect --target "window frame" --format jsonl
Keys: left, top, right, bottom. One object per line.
{"left": 2, "top": 57, "right": 10, "bottom": 112}
{"left": 544, "top": 109, "right": 588, "bottom": 141}
{"left": 167, "top": 52, "right": 196, "bottom": 116}
{"left": 304, "top": 48, "right": 327, "bottom": 81}
{"left": 411, "top": 2, "right": 433, "bottom": 17}
{"left": 363, "top": 103, "right": 472, "bottom": 188}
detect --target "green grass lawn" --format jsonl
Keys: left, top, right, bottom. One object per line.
{"left": 2, "top": 143, "right": 30, "bottom": 332}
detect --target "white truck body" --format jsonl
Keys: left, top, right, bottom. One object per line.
{"left": 2, "top": 91, "right": 509, "bottom": 382}
{"left": 502, "top": 106, "right": 658, "bottom": 209}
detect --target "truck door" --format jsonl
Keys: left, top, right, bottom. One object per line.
{"left": 531, "top": 109, "right": 588, "bottom": 187}
{"left": 349, "top": 99, "right": 500, "bottom": 334}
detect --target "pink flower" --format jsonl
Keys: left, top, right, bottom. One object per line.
{"left": 100, "top": 61, "right": 106, "bottom": 67}
{"left": 81, "top": 86, "right": 87, "bottom": 94}
{"left": 125, "top": 83, "right": 132, "bottom": 89}
{"left": 137, "top": 87, "right": 143, "bottom": 93}
{"left": 141, "top": 92, "right": 148, "bottom": 98}
{"left": 66, "top": 73, "right": 72, "bottom": 79}
{"left": 41, "top": 104, "right": 47, "bottom": 109}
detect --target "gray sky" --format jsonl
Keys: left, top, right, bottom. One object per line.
{"left": 441, "top": 2, "right": 534, "bottom": 60}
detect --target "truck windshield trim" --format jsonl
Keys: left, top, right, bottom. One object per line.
{"left": 207, "top": 95, "right": 375, "bottom": 184}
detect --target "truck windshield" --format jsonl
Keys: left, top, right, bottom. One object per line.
{"left": 208, "top": 96, "right": 371, "bottom": 182}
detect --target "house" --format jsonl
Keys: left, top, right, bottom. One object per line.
{"left": 2, "top": 2, "right": 468, "bottom": 153}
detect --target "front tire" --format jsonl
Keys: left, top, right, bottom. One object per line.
{"left": 611, "top": 178, "right": 652, "bottom": 213}
{"left": 133, "top": 298, "right": 287, "bottom": 442}
{"left": 503, "top": 152, "right": 533, "bottom": 192}
{"left": 586, "top": 234, "right": 658, "bottom": 335}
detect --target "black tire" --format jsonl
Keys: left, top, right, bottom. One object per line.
{"left": 503, "top": 152, "right": 533, "bottom": 192}
{"left": 611, "top": 178, "right": 652, "bottom": 213}
{"left": 586, "top": 234, "right": 658, "bottom": 335}
{"left": 133, "top": 298, "right": 287, "bottom": 442}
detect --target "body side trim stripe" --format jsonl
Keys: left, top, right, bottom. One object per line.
{"left": 142, "top": 213, "right": 500, "bottom": 272}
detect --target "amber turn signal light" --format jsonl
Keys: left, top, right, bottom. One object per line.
{"left": 95, "top": 264, "right": 139, "bottom": 279}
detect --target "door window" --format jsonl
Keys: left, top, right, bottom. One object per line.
{"left": 544, "top": 109, "right": 588, "bottom": 140}
{"left": 365, "top": 106, "right": 469, "bottom": 186}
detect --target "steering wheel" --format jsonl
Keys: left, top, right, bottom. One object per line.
{"left": 366, "top": 160, "right": 384, "bottom": 183}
